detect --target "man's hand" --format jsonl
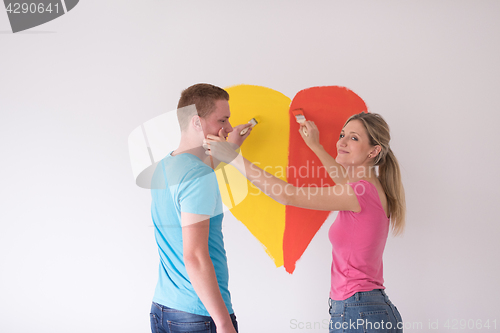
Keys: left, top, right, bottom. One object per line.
{"left": 227, "top": 123, "right": 252, "bottom": 148}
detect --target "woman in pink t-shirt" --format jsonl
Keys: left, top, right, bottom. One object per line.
{"left": 205, "top": 112, "right": 405, "bottom": 333}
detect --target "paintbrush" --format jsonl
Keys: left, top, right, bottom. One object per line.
{"left": 291, "top": 109, "right": 308, "bottom": 136}
{"left": 239, "top": 117, "right": 258, "bottom": 136}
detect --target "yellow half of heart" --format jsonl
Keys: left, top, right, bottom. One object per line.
{"left": 214, "top": 84, "right": 291, "bottom": 267}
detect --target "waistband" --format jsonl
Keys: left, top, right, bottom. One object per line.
{"left": 152, "top": 301, "right": 235, "bottom": 317}
{"left": 329, "top": 289, "right": 388, "bottom": 307}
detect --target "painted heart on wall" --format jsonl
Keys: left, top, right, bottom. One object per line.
{"left": 219, "top": 84, "right": 367, "bottom": 273}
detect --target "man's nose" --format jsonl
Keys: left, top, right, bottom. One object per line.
{"left": 225, "top": 122, "right": 233, "bottom": 133}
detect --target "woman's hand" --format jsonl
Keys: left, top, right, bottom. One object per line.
{"left": 300, "top": 120, "right": 321, "bottom": 151}
{"left": 204, "top": 133, "right": 239, "bottom": 165}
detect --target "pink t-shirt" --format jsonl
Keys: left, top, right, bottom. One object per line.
{"left": 329, "top": 179, "right": 390, "bottom": 301}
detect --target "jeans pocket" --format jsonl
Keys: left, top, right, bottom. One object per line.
{"left": 150, "top": 313, "right": 159, "bottom": 333}
{"left": 359, "top": 310, "right": 391, "bottom": 333}
{"left": 167, "top": 320, "right": 211, "bottom": 333}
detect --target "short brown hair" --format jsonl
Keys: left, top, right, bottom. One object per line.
{"left": 177, "top": 83, "right": 229, "bottom": 131}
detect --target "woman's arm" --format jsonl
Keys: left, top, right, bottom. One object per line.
{"left": 299, "top": 121, "right": 349, "bottom": 185}
{"left": 204, "top": 135, "right": 360, "bottom": 212}
{"left": 205, "top": 124, "right": 252, "bottom": 169}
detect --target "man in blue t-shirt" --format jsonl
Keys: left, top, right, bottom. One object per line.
{"left": 149, "top": 84, "right": 252, "bottom": 333}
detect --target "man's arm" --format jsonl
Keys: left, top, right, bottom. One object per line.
{"left": 226, "top": 123, "right": 252, "bottom": 148}
{"left": 181, "top": 212, "right": 236, "bottom": 333}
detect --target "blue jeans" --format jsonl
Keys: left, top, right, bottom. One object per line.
{"left": 150, "top": 302, "right": 238, "bottom": 333}
{"left": 329, "top": 289, "right": 403, "bottom": 333}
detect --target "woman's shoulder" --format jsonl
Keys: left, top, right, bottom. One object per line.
{"left": 348, "top": 179, "right": 376, "bottom": 194}
{"left": 349, "top": 179, "right": 389, "bottom": 218}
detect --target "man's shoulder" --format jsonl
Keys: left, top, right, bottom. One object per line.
{"left": 163, "top": 154, "right": 215, "bottom": 187}
{"left": 167, "top": 154, "right": 212, "bottom": 175}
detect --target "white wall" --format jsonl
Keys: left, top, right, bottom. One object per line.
{"left": 1, "top": 1, "right": 499, "bottom": 332}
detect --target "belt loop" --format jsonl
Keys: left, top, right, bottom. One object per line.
{"left": 355, "top": 292, "right": 360, "bottom": 301}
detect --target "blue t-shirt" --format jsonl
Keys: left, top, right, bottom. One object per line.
{"left": 150, "top": 152, "right": 233, "bottom": 316}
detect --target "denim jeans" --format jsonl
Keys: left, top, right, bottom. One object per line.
{"left": 150, "top": 302, "right": 238, "bottom": 333}
{"left": 329, "top": 289, "right": 403, "bottom": 333}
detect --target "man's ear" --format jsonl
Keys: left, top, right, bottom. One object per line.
{"left": 192, "top": 115, "right": 203, "bottom": 132}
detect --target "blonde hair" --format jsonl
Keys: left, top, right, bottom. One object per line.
{"left": 344, "top": 112, "right": 406, "bottom": 235}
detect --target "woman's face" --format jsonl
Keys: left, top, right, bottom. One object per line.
{"left": 335, "top": 119, "right": 377, "bottom": 168}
